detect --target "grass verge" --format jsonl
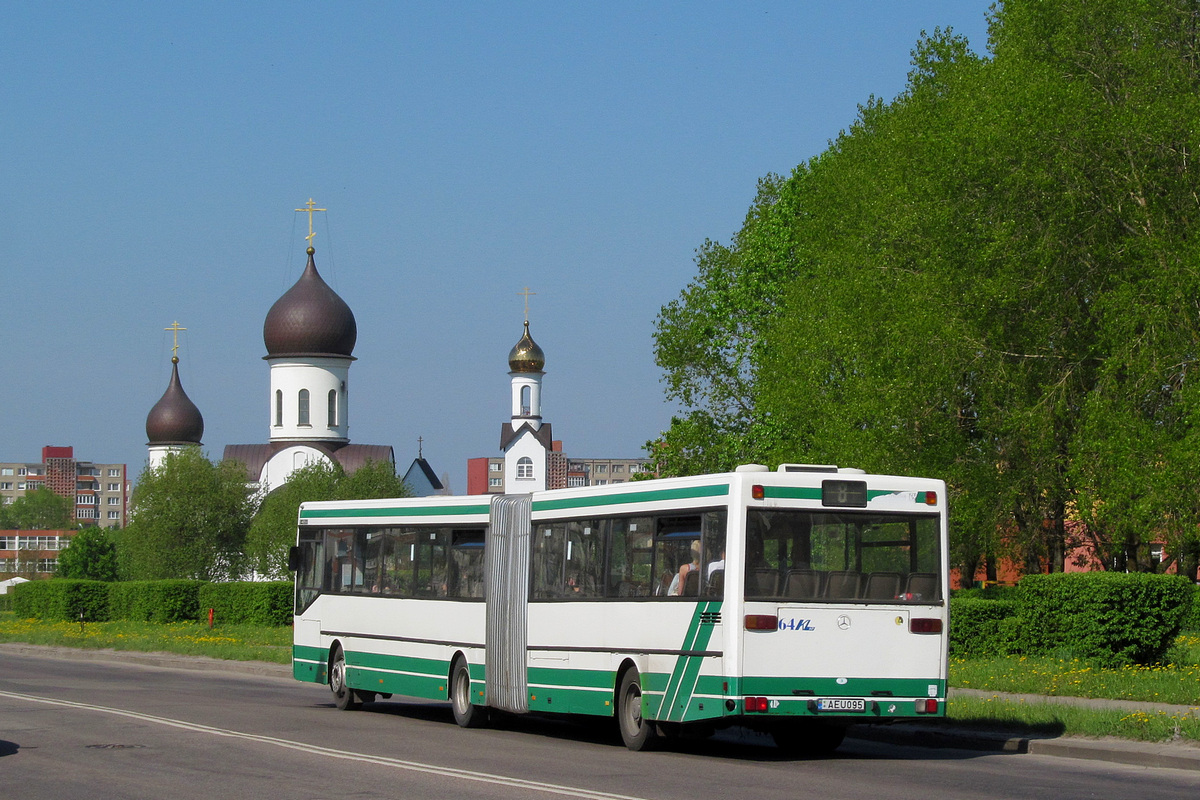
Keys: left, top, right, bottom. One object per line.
{"left": 947, "top": 694, "right": 1200, "bottom": 744}
{"left": 0, "top": 613, "right": 290, "bottom": 664}
{"left": 950, "top": 635, "right": 1200, "bottom": 706}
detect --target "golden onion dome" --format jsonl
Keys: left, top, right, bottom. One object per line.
{"left": 508, "top": 320, "right": 545, "bottom": 372}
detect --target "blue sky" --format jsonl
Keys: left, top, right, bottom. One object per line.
{"left": 3, "top": 2, "right": 993, "bottom": 492}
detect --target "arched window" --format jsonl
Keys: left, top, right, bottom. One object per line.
{"left": 298, "top": 389, "right": 310, "bottom": 425}
{"left": 275, "top": 390, "right": 283, "bottom": 427}
{"left": 516, "top": 456, "right": 534, "bottom": 479}
{"left": 520, "top": 385, "right": 531, "bottom": 416}
{"left": 327, "top": 389, "right": 337, "bottom": 427}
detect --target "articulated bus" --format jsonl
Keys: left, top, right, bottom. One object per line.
{"left": 289, "top": 464, "right": 948, "bottom": 753}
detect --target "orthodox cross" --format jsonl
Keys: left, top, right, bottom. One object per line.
{"left": 295, "top": 198, "right": 326, "bottom": 248}
{"left": 519, "top": 286, "right": 536, "bottom": 323}
{"left": 418, "top": 436, "right": 424, "bottom": 459}
{"left": 165, "top": 321, "right": 186, "bottom": 361}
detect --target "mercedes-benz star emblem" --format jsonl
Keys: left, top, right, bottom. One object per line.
{"left": 837, "top": 615, "right": 851, "bottom": 630}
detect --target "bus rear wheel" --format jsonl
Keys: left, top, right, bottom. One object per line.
{"left": 617, "top": 668, "right": 658, "bottom": 751}
{"left": 329, "top": 646, "right": 360, "bottom": 711}
{"left": 450, "top": 657, "right": 487, "bottom": 728}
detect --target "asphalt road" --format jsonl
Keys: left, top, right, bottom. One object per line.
{"left": 1, "top": 652, "right": 1196, "bottom": 800}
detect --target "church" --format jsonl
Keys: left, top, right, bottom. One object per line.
{"left": 144, "top": 204, "right": 395, "bottom": 492}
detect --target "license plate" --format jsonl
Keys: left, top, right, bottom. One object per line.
{"left": 816, "top": 698, "right": 866, "bottom": 712}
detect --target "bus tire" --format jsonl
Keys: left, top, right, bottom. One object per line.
{"left": 617, "top": 668, "right": 657, "bottom": 751}
{"left": 450, "top": 656, "right": 487, "bottom": 728}
{"left": 329, "top": 645, "right": 360, "bottom": 711}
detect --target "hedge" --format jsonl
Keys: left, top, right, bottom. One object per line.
{"left": 1184, "top": 585, "right": 1200, "bottom": 632}
{"left": 11, "top": 579, "right": 111, "bottom": 621}
{"left": 107, "top": 580, "right": 205, "bottom": 623}
{"left": 198, "top": 582, "right": 292, "bottom": 626}
{"left": 1015, "top": 572, "right": 1194, "bottom": 666}
{"left": 11, "top": 579, "right": 293, "bottom": 625}
{"left": 948, "top": 598, "right": 1019, "bottom": 658}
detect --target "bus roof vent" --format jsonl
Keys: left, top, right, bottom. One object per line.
{"left": 735, "top": 464, "right": 770, "bottom": 473}
{"left": 838, "top": 467, "right": 866, "bottom": 474}
{"left": 777, "top": 464, "right": 839, "bottom": 473}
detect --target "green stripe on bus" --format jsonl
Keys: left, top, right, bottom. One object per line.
{"left": 533, "top": 484, "right": 729, "bottom": 512}
{"left": 656, "top": 602, "right": 721, "bottom": 723}
{"left": 300, "top": 504, "right": 490, "bottom": 519}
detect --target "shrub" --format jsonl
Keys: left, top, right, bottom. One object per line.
{"left": 1016, "top": 572, "right": 1193, "bottom": 666}
{"left": 108, "top": 580, "right": 204, "bottom": 623}
{"left": 949, "top": 598, "right": 1018, "bottom": 657}
{"left": 198, "top": 581, "right": 292, "bottom": 626}
{"left": 1183, "top": 585, "right": 1200, "bottom": 633}
{"left": 11, "top": 579, "right": 110, "bottom": 621}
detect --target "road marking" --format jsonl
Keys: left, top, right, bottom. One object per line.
{"left": 0, "top": 690, "right": 651, "bottom": 800}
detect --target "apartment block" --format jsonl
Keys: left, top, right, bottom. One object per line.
{"left": 0, "top": 446, "right": 129, "bottom": 528}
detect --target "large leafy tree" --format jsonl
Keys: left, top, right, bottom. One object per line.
{"left": 56, "top": 527, "right": 119, "bottom": 581}
{"left": 245, "top": 459, "right": 410, "bottom": 579}
{"left": 119, "top": 448, "right": 258, "bottom": 581}
{"left": 0, "top": 487, "right": 76, "bottom": 530}
{"left": 653, "top": 0, "right": 1200, "bottom": 582}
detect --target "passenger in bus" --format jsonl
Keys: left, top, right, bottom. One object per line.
{"left": 668, "top": 541, "right": 701, "bottom": 596}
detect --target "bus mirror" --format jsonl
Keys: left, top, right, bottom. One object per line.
{"left": 287, "top": 546, "right": 303, "bottom": 573}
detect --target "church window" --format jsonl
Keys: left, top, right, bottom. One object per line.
{"left": 520, "top": 385, "right": 532, "bottom": 416}
{"left": 517, "top": 456, "right": 534, "bottom": 480}
{"left": 275, "top": 390, "right": 283, "bottom": 427}
{"left": 298, "top": 389, "right": 310, "bottom": 425}
{"left": 328, "top": 390, "right": 337, "bottom": 427}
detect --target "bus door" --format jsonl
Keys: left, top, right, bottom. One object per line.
{"left": 485, "top": 494, "right": 532, "bottom": 713}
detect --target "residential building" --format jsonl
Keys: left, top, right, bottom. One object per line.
{"left": 0, "top": 529, "right": 76, "bottom": 577}
{"left": 0, "top": 447, "right": 128, "bottom": 528}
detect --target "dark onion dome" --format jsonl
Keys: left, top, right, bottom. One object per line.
{"left": 508, "top": 320, "right": 545, "bottom": 372}
{"left": 263, "top": 247, "right": 357, "bottom": 358}
{"left": 146, "top": 358, "right": 204, "bottom": 445}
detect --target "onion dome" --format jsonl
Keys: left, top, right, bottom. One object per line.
{"left": 263, "top": 248, "right": 357, "bottom": 358}
{"left": 146, "top": 357, "right": 204, "bottom": 445}
{"left": 508, "top": 320, "right": 545, "bottom": 372}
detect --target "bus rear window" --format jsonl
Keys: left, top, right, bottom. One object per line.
{"left": 745, "top": 509, "right": 941, "bottom": 603}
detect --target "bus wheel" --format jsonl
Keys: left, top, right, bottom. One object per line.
{"left": 617, "top": 668, "right": 657, "bottom": 751}
{"left": 329, "top": 646, "right": 360, "bottom": 711}
{"left": 772, "top": 722, "right": 846, "bottom": 756}
{"left": 450, "top": 657, "right": 487, "bottom": 728}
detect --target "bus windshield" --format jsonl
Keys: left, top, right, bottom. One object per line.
{"left": 745, "top": 509, "right": 941, "bottom": 603}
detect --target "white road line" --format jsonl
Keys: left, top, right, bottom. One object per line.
{"left": 0, "top": 690, "right": 651, "bottom": 800}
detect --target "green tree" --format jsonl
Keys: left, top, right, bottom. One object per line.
{"left": 55, "top": 527, "right": 119, "bottom": 581}
{"left": 245, "top": 459, "right": 410, "bottom": 579}
{"left": 119, "top": 448, "right": 258, "bottom": 581}
{"left": 0, "top": 488, "right": 76, "bottom": 530}
{"left": 653, "top": 0, "right": 1200, "bottom": 582}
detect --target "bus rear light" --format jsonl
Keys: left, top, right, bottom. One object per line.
{"left": 745, "top": 614, "right": 778, "bottom": 631}
{"left": 922, "top": 491, "right": 938, "bottom": 506}
{"left": 916, "top": 698, "right": 939, "bottom": 714}
{"left": 744, "top": 697, "right": 768, "bottom": 713}
{"left": 909, "top": 618, "right": 943, "bottom": 634}
{"left": 752, "top": 484, "right": 765, "bottom": 500}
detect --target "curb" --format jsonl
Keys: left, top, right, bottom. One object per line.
{"left": 849, "top": 722, "right": 1200, "bottom": 772}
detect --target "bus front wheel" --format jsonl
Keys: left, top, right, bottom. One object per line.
{"left": 617, "top": 668, "right": 657, "bottom": 751}
{"left": 329, "top": 646, "right": 360, "bottom": 711}
{"left": 450, "top": 657, "right": 487, "bottom": 728}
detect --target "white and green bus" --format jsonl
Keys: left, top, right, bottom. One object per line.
{"left": 289, "top": 464, "right": 948, "bottom": 753}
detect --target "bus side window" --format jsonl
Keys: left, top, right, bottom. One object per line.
{"left": 448, "top": 528, "right": 485, "bottom": 598}
{"left": 607, "top": 517, "right": 653, "bottom": 597}
{"left": 565, "top": 519, "right": 604, "bottom": 598}
{"left": 532, "top": 523, "right": 567, "bottom": 599}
